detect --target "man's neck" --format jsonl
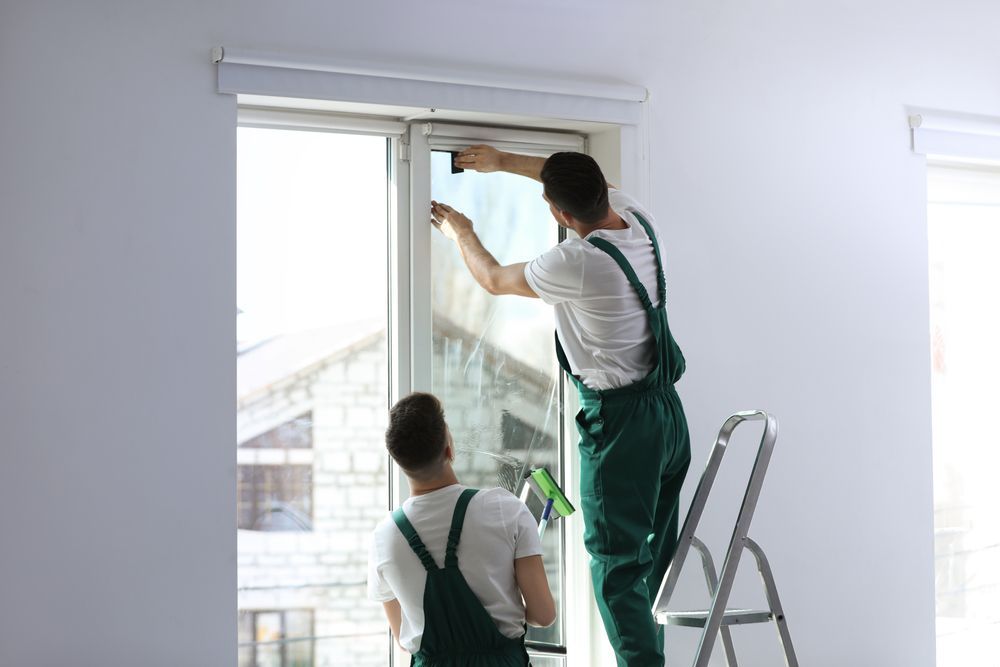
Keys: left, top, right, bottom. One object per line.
{"left": 574, "top": 210, "right": 627, "bottom": 238}
{"left": 409, "top": 467, "right": 460, "bottom": 496}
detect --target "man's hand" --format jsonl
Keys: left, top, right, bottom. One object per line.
{"left": 430, "top": 201, "right": 474, "bottom": 242}
{"left": 453, "top": 144, "right": 504, "bottom": 173}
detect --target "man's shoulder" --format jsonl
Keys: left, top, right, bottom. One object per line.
{"left": 371, "top": 512, "right": 398, "bottom": 542}
{"left": 532, "top": 236, "right": 615, "bottom": 269}
{"left": 479, "top": 487, "right": 537, "bottom": 523}
{"left": 608, "top": 188, "right": 647, "bottom": 212}
{"left": 533, "top": 237, "right": 590, "bottom": 261}
{"left": 473, "top": 485, "right": 521, "bottom": 506}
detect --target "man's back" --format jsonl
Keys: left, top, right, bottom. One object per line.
{"left": 525, "top": 188, "right": 667, "bottom": 391}
{"left": 368, "top": 484, "right": 542, "bottom": 653}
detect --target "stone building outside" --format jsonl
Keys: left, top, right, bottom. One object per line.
{"left": 237, "top": 318, "right": 562, "bottom": 666}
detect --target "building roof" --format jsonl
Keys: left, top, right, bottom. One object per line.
{"left": 238, "top": 318, "right": 384, "bottom": 402}
{"left": 237, "top": 316, "right": 552, "bottom": 404}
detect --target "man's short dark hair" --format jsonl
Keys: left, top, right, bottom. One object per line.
{"left": 540, "top": 152, "right": 610, "bottom": 225}
{"left": 385, "top": 392, "right": 448, "bottom": 478}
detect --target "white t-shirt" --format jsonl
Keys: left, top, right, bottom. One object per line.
{"left": 524, "top": 189, "right": 663, "bottom": 390}
{"left": 367, "top": 484, "right": 543, "bottom": 653}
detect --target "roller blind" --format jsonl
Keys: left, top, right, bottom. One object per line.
{"left": 422, "top": 122, "right": 584, "bottom": 155}
{"left": 910, "top": 110, "right": 1000, "bottom": 163}
{"left": 214, "top": 47, "right": 646, "bottom": 126}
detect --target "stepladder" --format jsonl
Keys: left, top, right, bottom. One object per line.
{"left": 652, "top": 411, "right": 798, "bottom": 667}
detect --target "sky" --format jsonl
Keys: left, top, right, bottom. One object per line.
{"left": 237, "top": 127, "right": 389, "bottom": 347}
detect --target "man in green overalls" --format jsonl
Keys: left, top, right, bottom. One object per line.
{"left": 369, "top": 392, "right": 557, "bottom": 666}
{"left": 432, "top": 147, "right": 690, "bottom": 667}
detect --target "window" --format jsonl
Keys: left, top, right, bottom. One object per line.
{"left": 928, "top": 162, "right": 1000, "bottom": 666}
{"left": 239, "top": 609, "right": 315, "bottom": 667}
{"left": 236, "top": 109, "right": 610, "bottom": 666}
{"left": 238, "top": 414, "right": 315, "bottom": 532}
{"left": 237, "top": 464, "right": 313, "bottom": 532}
{"left": 240, "top": 414, "right": 313, "bottom": 449}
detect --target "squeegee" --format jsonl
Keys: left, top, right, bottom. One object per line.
{"left": 519, "top": 467, "right": 575, "bottom": 539}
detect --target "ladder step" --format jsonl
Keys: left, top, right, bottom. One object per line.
{"left": 655, "top": 609, "right": 774, "bottom": 628}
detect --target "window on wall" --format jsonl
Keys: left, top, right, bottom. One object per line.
{"left": 236, "top": 109, "right": 598, "bottom": 666}
{"left": 237, "top": 464, "right": 314, "bottom": 532}
{"left": 928, "top": 162, "right": 1000, "bottom": 666}
{"left": 239, "top": 609, "right": 315, "bottom": 667}
{"left": 237, "top": 123, "right": 391, "bottom": 666}
{"left": 238, "top": 414, "right": 315, "bottom": 532}
{"left": 240, "top": 414, "right": 313, "bottom": 449}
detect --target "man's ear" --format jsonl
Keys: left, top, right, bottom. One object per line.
{"left": 557, "top": 209, "right": 575, "bottom": 228}
{"left": 444, "top": 429, "right": 455, "bottom": 463}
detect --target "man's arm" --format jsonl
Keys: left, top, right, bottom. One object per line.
{"left": 514, "top": 555, "right": 556, "bottom": 627}
{"left": 381, "top": 599, "right": 408, "bottom": 653}
{"left": 430, "top": 201, "right": 538, "bottom": 298}
{"left": 453, "top": 145, "right": 545, "bottom": 182}
{"left": 454, "top": 144, "right": 619, "bottom": 189}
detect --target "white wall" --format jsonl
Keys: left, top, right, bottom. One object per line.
{"left": 2, "top": 0, "right": 998, "bottom": 665}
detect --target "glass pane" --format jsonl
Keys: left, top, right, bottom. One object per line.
{"left": 928, "top": 164, "right": 1000, "bottom": 666}
{"left": 527, "top": 654, "right": 566, "bottom": 667}
{"left": 238, "top": 126, "right": 390, "bottom": 667}
{"left": 238, "top": 464, "right": 313, "bottom": 532}
{"left": 430, "top": 149, "right": 564, "bottom": 646}
{"left": 240, "top": 413, "right": 313, "bottom": 449}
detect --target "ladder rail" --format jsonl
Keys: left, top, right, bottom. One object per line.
{"left": 744, "top": 538, "right": 798, "bottom": 667}
{"left": 690, "top": 536, "right": 739, "bottom": 667}
{"left": 694, "top": 414, "right": 777, "bottom": 667}
{"left": 652, "top": 410, "right": 771, "bottom": 616}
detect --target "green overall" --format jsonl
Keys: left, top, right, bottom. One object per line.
{"left": 392, "top": 489, "right": 531, "bottom": 667}
{"left": 556, "top": 212, "right": 691, "bottom": 667}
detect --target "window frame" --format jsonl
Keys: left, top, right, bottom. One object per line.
{"left": 239, "top": 607, "right": 317, "bottom": 667}
{"left": 236, "top": 103, "right": 637, "bottom": 667}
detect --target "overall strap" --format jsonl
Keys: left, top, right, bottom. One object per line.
{"left": 631, "top": 211, "right": 666, "bottom": 309}
{"left": 444, "top": 489, "right": 479, "bottom": 569}
{"left": 588, "top": 237, "right": 655, "bottom": 312}
{"left": 392, "top": 508, "right": 438, "bottom": 572}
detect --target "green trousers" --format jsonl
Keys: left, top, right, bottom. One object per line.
{"left": 576, "top": 386, "right": 690, "bottom": 666}
{"left": 558, "top": 211, "right": 690, "bottom": 666}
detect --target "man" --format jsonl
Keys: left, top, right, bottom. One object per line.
{"left": 430, "top": 146, "right": 690, "bottom": 667}
{"left": 368, "top": 392, "right": 556, "bottom": 666}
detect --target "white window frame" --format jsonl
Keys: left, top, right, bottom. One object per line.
{"left": 226, "top": 54, "right": 652, "bottom": 666}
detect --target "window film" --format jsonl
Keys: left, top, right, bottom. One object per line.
{"left": 430, "top": 149, "right": 565, "bottom": 647}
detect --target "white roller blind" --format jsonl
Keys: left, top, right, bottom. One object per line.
{"left": 238, "top": 106, "right": 407, "bottom": 136}
{"left": 214, "top": 47, "right": 646, "bottom": 125}
{"left": 910, "top": 110, "right": 1000, "bottom": 163}
{"left": 422, "top": 122, "right": 584, "bottom": 154}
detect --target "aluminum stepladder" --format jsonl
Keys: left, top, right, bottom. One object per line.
{"left": 652, "top": 411, "right": 798, "bottom": 667}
